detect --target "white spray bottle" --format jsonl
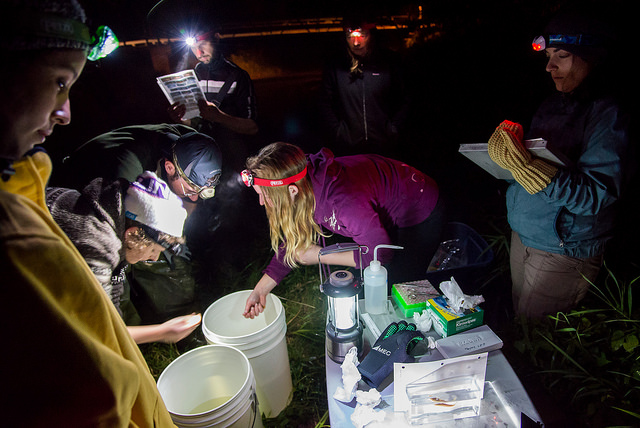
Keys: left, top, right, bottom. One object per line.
{"left": 364, "top": 244, "right": 403, "bottom": 314}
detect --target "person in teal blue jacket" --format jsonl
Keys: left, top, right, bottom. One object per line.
{"left": 488, "top": 6, "right": 634, "bottom": 318}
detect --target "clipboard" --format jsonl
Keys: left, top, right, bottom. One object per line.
{"left": 458, "top": 138, "right": 569, "bottom": 180}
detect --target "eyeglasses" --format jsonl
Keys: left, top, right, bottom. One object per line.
{"left": 241, "top": 166, "right": 308, "bottom": 187}
{"left": 139, "top": 224, "right": 184, "bottom": 255}
{"left": 172, "top": 150, "right": 219, "bottom": 199}
{"left": 179, "top": 180, "right": 204, "bottom": 198}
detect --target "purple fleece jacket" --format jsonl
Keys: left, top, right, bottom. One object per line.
{"left": 263, "top": 148, "right": 439, "bottom": 284}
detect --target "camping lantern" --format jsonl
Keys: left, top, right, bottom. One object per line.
{"left": 319, "top": 243, "right": 365, "bottom": 363}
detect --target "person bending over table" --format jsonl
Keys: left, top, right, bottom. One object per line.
{"left": 241, "top": 142, "right": 446, "bottom": 319}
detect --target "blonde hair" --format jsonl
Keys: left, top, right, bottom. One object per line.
{"left": 246, "top": 142, "right": 325, "bottom": 268}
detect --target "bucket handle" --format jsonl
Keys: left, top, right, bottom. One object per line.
{"left": 249, "top": 388, "right": 259, "bottom": 428}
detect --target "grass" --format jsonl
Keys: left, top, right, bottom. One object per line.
{"left": 501, "top": 263, "right": 640, "bottom": 426}
{"left": 140, "top": 253, "right": 330, "bottom": 428}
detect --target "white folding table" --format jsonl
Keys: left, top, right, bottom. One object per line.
{"left": 325, "top": 299, "right": 543, "bottom": 427}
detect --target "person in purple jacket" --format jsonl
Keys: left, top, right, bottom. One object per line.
{"left": 241, "top": 142, "right": 445, "bottom": 319}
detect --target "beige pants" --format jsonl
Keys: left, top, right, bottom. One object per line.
{"left": 510, "top": 231, "right": 603, "bottom": 318}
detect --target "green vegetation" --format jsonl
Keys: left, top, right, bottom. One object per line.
{"left": 509, "top": 265, "right": 640, "bottom": 426}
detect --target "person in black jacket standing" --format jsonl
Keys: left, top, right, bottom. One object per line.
{"left": 319, "top": 13, "right": 411, "bottom": 158}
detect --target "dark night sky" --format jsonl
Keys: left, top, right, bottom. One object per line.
{"left": 56, "top": 0, "right": 633, "bottom": 153}
{"left": 81, "top": 0, "right": 417, "bottom": 41}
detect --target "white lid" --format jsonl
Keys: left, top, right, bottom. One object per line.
{"left": 369, "top": 260, "right": 382, "bottom": 272}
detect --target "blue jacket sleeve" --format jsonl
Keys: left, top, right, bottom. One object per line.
{"left": 541, "top": 101, "right": 630, "bottom": 216}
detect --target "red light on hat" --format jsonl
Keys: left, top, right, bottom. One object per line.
{"left": 532, "top": 35, "right": 546, "bottom": 51}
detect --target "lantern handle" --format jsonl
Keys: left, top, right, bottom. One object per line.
{"left": 318, "top": 243, "right": 367, "bottom": 287}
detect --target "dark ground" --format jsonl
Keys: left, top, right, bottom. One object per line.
{"left": 42, "top": 2, "right": 638, "bottom": 425}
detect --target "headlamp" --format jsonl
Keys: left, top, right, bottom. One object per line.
{"left": 241, "top": 166, "right": 308, "bottom": 187}
{"left": 6, "top": 13, "right": 118, "bottom": 61}
{"left": 532, "top": 35, "right": 546, "bottom": 51}
{"left": 532, "top": 34, "right": 596, "bottom": 52}
{"left": 184, "top": 30, "right": 215, "bottom": 47}
{"left": 346, "top": 22, "right": 376, "bottom": 34}
{"left": 87, "top": 25, "right": 119, "bottom": 61}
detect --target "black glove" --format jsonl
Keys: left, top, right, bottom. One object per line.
{"left": 358, "top": 321, "right": 424, "bottom": 388}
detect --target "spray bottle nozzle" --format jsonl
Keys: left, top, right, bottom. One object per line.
{"left": 370, "top": 244, "right": 404, "bottom": 271}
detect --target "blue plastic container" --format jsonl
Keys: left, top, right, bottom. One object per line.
{"left": 425, "top": 222, "right": 494, "bottom": 292}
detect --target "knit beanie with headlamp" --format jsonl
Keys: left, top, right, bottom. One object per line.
{"left": 543, "top": 7, "right": 612, "bottom": 63}
{"left": 0, "top": 0, "right": 92, "bottom": 180}
{"left": 0, "top": 0, "right": 91, "bottom": 52}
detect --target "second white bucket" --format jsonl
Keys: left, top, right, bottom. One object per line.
{"left": 202, "top": 290, "right": 293, "bottom": 418}
{"left": 157, "top": 344, "right": 263, "bottom": 428}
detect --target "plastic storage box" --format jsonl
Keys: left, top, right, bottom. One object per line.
{"left": 391, "top": 280, "right": 439, "bottom": 317}
{"left": 425, "top": 222, "right": 494, "bottom": 292}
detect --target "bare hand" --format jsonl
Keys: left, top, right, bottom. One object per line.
{"left": 159, "top": 313, "right": 202, "bottom": 343}
{"left": 198, "top": 98, "right": 224, "bottom": 123}
{"left": 243, "top": 275, "right": 278, "bottom": 319}
{"left": 243, "top": 288, "right": 267, "bottom": 319}
{"left": 168, "top": 101, "right": 187, "bottom": 123}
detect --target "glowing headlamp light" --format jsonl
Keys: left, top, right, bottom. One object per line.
{"left": 87, "top": 25, "right": 119, "bottom": 61}
{"left": 184, "top": 30, "right": 215, "bottom": 47}
{"left": 532, "top": 35, "right": 546, "bottom": 51}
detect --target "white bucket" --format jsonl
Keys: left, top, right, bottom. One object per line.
{"left": 157, "top": 345, "right": 263, "bottom": 428}
{"left": 202, "top": 290, "right": 293, "bottom": 418}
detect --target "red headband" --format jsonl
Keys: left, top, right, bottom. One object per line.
{"left": 242, "top": 166, "right": 307, "bottom": 187}
{"left": 346, "top": 23, "right": 376, "bottom": 32}
{"left": 196, "top": 31, "right": 215, "bottom": 42}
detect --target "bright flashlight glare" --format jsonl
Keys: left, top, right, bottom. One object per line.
{"left": 185, "top": 36, "right": 196, "bottom": 46}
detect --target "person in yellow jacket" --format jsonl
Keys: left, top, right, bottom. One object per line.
{"left": 0, "top": 0, "right": 176, "bottom": 426}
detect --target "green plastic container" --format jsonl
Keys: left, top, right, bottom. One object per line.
{"left": 391, "top": 281, "right": 439, "bottom": 317}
